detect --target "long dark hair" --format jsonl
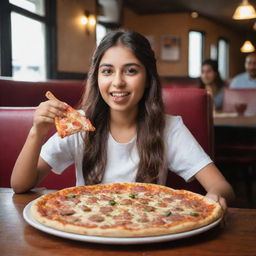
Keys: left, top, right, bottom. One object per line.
{"left": 199, "top": 59, "right": 225, "bottom": 90}
{"left": 79, "top": 30, "right": 165, "bottom": 185}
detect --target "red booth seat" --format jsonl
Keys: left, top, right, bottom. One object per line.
{"left": 0, "top": 88, "right": 213, "bottom": 194}
{"left": 161, "top": 77, "right": 199, "bottom": 88}
{"left": 0, "top": 77, "right": 85, "bottom": 107}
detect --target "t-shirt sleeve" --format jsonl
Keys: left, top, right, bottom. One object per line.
{"left": 166, "top": 116, "right": 213, "bottom": 182}
{"left": 40, "top": 133, "right": 75, "bottom": 174}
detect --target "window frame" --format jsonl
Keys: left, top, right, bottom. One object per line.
{"left": 217, "top": 37, "right": 230, "bottom": 80}
{"left": 0, "top": 0, "right": 56, "bottom": 78}
{"left": 188, "top": 30, "right": 205, "bottom": 78}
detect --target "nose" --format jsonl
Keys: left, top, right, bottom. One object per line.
{"left": 112, "top": 71, "right": 125, "bottom": 88}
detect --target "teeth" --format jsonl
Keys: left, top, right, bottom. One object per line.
{"left": 111, "top": 92, "right": 129, "bottom": 97}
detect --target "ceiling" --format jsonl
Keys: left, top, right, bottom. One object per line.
{"left": 124, "top": 0, "right": 256, "bottom": 34}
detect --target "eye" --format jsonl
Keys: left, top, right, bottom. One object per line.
{"left": 100, "top": 68, "right": 112, "bottom": 75}
{"left": 125, "top": 67, "right": 138, "bottom": 75}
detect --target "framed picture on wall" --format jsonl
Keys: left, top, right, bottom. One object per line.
{"left": 160, "top": 35, "right": 180, "bottom": 61}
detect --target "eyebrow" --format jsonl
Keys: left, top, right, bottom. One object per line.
{"left": 99, "top": 63, "right": 142, "bottom": 68}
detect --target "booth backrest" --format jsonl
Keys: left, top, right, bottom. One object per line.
{"left": 0, "top": 78, "right": 85, "bottom": 107}
{"left": 0, "top": 107, "right": 76, "bottom": 189}
{"left": 0, "top": 77, "right": 199, "bottom": 108}
{"left": 162, "top": 88, "right": 213, "bottom": 194}
{"left": 0, "top": 88, "right": 213, "bottom": 194}
{"left": 223, "top": 88, "right": 256, "bottom": 115}
{"left": 161, "top": 77, "right": 199, "bottom": 88}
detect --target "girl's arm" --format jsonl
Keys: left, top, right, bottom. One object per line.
{"left": 11, "top": 100, "right": 67, "bottom": 193}
{"left": 195, "top": 163, "right": 235, "bottom": 211}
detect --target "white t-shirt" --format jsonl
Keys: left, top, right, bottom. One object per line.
{"left": 40, "top": 115, "right": 212, "bottom": 186}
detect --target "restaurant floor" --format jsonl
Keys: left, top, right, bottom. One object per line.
{"left": 217, "top": 163, "right": 256, "bottom": 209}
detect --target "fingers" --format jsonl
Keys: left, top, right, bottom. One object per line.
{"left": 205, "top": 193, "right": 228, "bottom": 229}
{"left": 38, "top": 100, "right": 66, "bottom": 118}
{"left": 205, "top": 193, "right": 227, "bottom": 212}
{"left": 34, "top": 100, "right": 67, "bottom": 127}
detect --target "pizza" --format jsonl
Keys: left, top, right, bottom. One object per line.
{"left": 45, "top": 91, "right": 95, "bottom": 138}
{"left": 30, "top": 183, "right": 223, "bottom": 237}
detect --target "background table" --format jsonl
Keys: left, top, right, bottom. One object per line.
{"left": 1, "top": 188, "right": 256, "bottom": 256}
{"left": 214, "top": 113, "right": 256, "bottom": 127}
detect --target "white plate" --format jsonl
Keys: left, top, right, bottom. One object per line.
{"left": 23, "top": 200, "right": 222, "bottom": 245}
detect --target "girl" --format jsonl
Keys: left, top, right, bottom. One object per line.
{"left": 199, "top": 59, "right": 226, "bottom": 111}
{"left": 11, "top": 30, "right": 234, "bottom": 210}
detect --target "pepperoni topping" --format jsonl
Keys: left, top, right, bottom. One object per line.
{"left": 47, "top": 199, "right": 61, "bottom": 207}
{"left": 60, "top": 123, "right": 68, "bottom": 129}
{"left": 163, "top": 197, "right": 174, "bottom": 203}
{"left": 183, "top": 199, "right": 203, "bottom": 208}
{"left": 120, "top": 199, "right": 133, "bottom": 205}
{"left": 100, "top": 195, "right": 113, "bottom": 201}
{"left": 59, "top": 209, "right": 75, "bottom": 216}
{"left": 72, "top": 121, "right": 82, "bottom": 127}
{"left": 143, "top": 205, "right": 155, "bottom": 212}
{"left": 116, "top": 220, "right": 133, "bottom": 226}
{"left": 88, "top": 215, "right": 105, "bottom": 222}
{"left": 163, "top": 213, "right": 185, "bottom": 222}
{"left": 152, "top": 217, "right": 166, "bottom": 225}
{"left": 100, "top": 206, "right": 113, "bottom": 214}
{"left": 86, "top": 197, "right": 98, "bottom": 204}
{"left": 157, "top": 202, "right": 168, "bottom": 207}
{"left": 113, "top": 212, "right": 133, "bottom": 220}
{"left": 171, "top": 194, "right": 185, "bottom": 200}
{"left": 81, "top": 205, "right": 91, "bottom": 212}
{"left": 131, "top": 185, "right": 147, "bottom": 192}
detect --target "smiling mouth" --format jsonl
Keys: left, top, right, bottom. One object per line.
{"left": 110, "top": 92, "right": 130, "bottom": 97}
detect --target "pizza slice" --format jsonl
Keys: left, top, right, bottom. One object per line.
{"left": 45, "top": 91, "right": 95, "bottom": 138}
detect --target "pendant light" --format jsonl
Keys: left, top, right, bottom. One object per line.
{"left": 233, "top": 0, "right": 256, "bottom": 20}
{"left": 240, "top": 40, "right": 255, "bottom": 53}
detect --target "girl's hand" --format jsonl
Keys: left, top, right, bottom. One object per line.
{"left": 32, "top": 100, "right": 67, "bottom": 137}
{"left": 205, "top": 193, "right": 227, "bottom": 212}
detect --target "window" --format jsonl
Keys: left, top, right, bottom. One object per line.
{"left": 11, "top": 12, "right": 46, "bottom": 80}
{"left": 188, "top": 31, "right": 204, "bottom": 78}
{"left": 96, "top": 24, "right": 107, "bottom": 46}
{"left": 218, "top": 38, "right": 229, "bottom": 80}
{"left": 0, "top": 0, "right": 56, "bottom": 79}
{"left": 9, "top": 0, "right": 45, "bottom": 15}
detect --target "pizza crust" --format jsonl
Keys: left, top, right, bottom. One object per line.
{"left": 30, "top": 183, "right": 223, "bottom": 237}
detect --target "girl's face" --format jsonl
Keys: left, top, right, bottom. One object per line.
{"left": 98, "top": 45, "right": 147, "bottom": 115}
{"left": 201, "top": 64, "right": 216, "bottom": 86}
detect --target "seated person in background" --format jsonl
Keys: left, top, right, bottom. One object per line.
{"left": 199, "top": 59, "right": 226, "bottom": 110}
{"left": 230, "top": 52, "right": 256, "bottom": 88}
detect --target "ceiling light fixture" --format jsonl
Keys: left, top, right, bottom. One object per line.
{"left": 191, "top": 12, "right": 199, "bottom": 18}
{"left": 232, "top": 0, "right": 256, "bottom": 20}
{"left": 240, "top": 40, "right": 255, "bottom": 53}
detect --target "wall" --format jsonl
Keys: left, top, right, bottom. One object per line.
{"left": 56, "top": 4, "right": 246, "bottom": 78}
{"left": 57, "top": 0, "right": 96, "bottom": 74}
{"left": 123, "top": 8, "right": 245, "bottom": 78}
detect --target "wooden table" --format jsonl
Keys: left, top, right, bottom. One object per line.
{"left": 1, "top": 188, "right": 256, "bottom": 255}
{"left": 214, "top": 113, "right": 256, "bottom": 127}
